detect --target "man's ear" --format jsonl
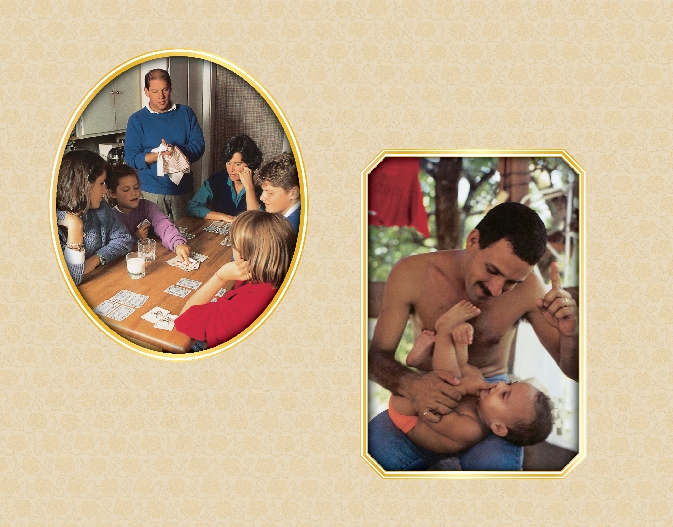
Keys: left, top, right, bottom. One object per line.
{"left": 491, "top": 421, "right": 508, "bottom": 438}
{"left": 465, "top": 229, "right": 480, "bottom": 249}
{"left": 290, "top": 187, "right": 299, "bottom": 200}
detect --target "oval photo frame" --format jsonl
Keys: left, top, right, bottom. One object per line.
{"left": 50, "top": 50, "right": 306, "bottom": 361}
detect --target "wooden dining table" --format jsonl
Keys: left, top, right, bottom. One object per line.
{"left": 77, "top": 216, "right": 235, "bottom": 353}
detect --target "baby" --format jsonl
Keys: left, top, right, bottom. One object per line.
{"left": 389, "top": 301, "right": 554, "bottom": 453}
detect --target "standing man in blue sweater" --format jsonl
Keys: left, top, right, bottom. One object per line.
{"left": 124, "top": 69, "right": 205, "bottom": 221}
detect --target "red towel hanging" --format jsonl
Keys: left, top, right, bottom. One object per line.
{"left": 368, "top": 157, "right": 430, "bottom": 238}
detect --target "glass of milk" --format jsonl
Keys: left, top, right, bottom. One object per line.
{"left": 126, "top": 252, "right": 146, "bottom": 279}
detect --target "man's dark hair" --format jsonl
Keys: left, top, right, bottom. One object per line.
{"left": 505, "top": 390, "right": 554, "bottom": 447}
{"left": 144, "top": 68, "right": 171, "bottom": 89}
{"left": 221, "top": 134, "right": 263, "bottom": 171}
{"left": 475, "top": 202, "right": 548, "bottom": 265}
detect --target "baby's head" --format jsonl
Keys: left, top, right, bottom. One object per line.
{"left": 106, "top": 164, "right": 141, "bottom": 212}
{"left": 478, "top": 381, "right": 553, "bottom": 447}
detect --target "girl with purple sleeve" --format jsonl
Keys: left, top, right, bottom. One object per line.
{"left": 106, "top": 164, "right": 190, "bottom": 262}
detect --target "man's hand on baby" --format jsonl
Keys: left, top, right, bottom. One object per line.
{"left": 403, "top": 371, "right": 463, "bottom": 423}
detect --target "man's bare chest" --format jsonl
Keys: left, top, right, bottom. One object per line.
{"left": 410, "top": 283, "right": 526, "bottom": 348}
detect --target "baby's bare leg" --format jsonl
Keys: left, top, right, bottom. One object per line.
{"left": 451, "top": 322, "right": 474, "bottom": 371}
{"left": 434, "top": 300, "right": 480, "bottom": 334}
{"left": 406, "top": 330, "right": 436, "bottom": 368}
{"left": 431, "top": 302, "right": 479, "bottom": 377}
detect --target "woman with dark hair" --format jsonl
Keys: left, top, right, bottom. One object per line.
{"left": 187, "top": 134, "right": 264, "bottom": 222}
{"left": 56, "top": 150, "right": 134, "bottom": 285}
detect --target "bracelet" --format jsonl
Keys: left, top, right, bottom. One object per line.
{"left": 66, "top": 242, "right": 85, "bottom": 251}
{"left": 214, "top": 270, "right": 226, "bottom": 283}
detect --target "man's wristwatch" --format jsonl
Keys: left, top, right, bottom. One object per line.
{"left": 97, "top": 254, "right": 106, "bottom": 266}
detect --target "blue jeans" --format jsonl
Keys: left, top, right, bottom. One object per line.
{"left": 368, "top": 374, "right": 523, "bottom": 471}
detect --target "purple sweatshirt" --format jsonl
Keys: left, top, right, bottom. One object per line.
{"left": 112, "top": 199, "right": 187, "bottom": 252}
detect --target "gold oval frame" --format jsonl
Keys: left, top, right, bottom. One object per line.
{"left": 50, "top": 49, "right": 307, "bottom": 362}
{"left": 361, "top": 149, "right": 585, "bottom": 479}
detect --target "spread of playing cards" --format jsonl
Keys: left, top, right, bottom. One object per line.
{"left": 204, "top": 221, "right": 230, "bottom": 235}
{"left": 141, "top": 306, "right": 179, "bottom": 331}
{"left": 177, "top": 278, "right": 202, "bottom": 290}
{"left": 93, "top": 290, "right": 149, "bottom": 321}
{"left": 166, "top": 252, "right": 208, "bottom": 271}
{"left": 165, "top": 285, "right": 191, "bottom": 298}
{"left": 72, "top": 197, "right": 250, "bottom": 355}
{"left": 177, "top": 226, "right": 195, "bottom": 239}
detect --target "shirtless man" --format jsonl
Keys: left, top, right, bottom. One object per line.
{"left": 368, "top": 202, "right": 578, "bottom": 471}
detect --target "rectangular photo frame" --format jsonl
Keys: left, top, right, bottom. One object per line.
{"left": 361, "top": 150, "right": 585, "bottom": 478}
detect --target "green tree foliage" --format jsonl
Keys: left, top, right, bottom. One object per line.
{"left": 368, "top": 157, "right": 500, "bottom": 283}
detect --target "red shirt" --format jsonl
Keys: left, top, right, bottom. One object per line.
{"left": 175, "top": 281, "right": 277, "bottom": 349}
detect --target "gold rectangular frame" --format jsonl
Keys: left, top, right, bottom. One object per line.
{"left": 361, "top": 149, "right": 586, "bottom": 479}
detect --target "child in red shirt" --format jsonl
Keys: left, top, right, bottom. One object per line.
{"left": 175, "top": 210, "right": 296, "bottom": 349}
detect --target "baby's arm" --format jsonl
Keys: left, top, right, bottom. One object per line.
{"left": 407, "top": 411, "right": 486, "bottom": 453}
{"left": 431, "top": 329, "right": 461, "bottom": 377}
{"left": 457, "top": 365, "right": 490, "bottom": 396}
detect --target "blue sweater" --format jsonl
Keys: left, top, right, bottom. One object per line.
{"left": 286, "top": 204, "right": 301, "bottom": 234}
{"left": 57, "top": 201, "right": 134, "bottom": 285}
{"left": 124, "top": 104, "right": 205, "bottom": 195}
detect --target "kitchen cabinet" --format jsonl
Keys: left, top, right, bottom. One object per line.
{"left": 74, "top": 67, "right": 140, "bottom": 138}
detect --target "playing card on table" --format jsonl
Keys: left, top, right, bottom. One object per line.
{"left": 164, "top": 285, "right": 191, "bottom": 298}
{"left": 177, "top": 278, "right": 202, "bottom": 290}
{"left": 211, "top": 287, "right": 227, "bottom": 302}
{"left": 93, "top": 300, "right": 120, "bottom": 316}
{"left": 177, "top": 226, "right": 195, "bottom": 239}
{"left": 167, "top": 256, "right": 200, "bottom": 271}
{"left": 110, "top": 290, "right": 149, "bottom": 309}
{"left": 204, "top": 221, "right": 229, "bottom": 235}
{"left": 141, "top": 306, "right": 171, "bottom": 323}
{"left": 154, "top": 314, "right": 178, "bottom": 331}
{"left": 190, "top": 252, "right": 208, "bottom": 263}
{"left": 107, "top": 305, "right": 135, "bottom": 321}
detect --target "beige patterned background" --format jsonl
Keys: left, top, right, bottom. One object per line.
{"left": 1, "top": 0, "right": 671, "bottom": 525}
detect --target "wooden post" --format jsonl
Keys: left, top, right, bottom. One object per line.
{"left": 498, "top": 157, "right": 531, "bottom": 204}
{"left": 435, "top": 157, "right": 462, "bottom": 250}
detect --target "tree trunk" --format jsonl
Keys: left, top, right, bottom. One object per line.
{"left": 498, "top": 157, "right": 531, "bottom": 204}
{"left": 435, "top": 157, "right": 462, "bottom": 250}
